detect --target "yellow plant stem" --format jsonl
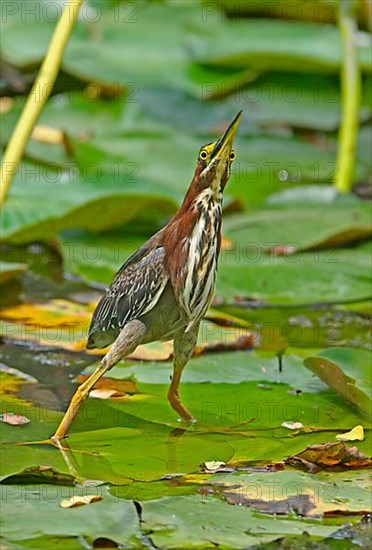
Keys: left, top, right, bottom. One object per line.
{"left": 0, "top": 0, "right": 83, "bottom": 207}
{"left": 334, "top": 5, "right": 361, "bottom": 193}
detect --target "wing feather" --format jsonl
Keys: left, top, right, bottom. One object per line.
{"left": 87, "top": 245, "right": 168, "bottom": 348}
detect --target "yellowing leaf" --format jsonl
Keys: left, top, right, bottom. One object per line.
{"left": 0, "top": 300, "right": 92, "bottom": 327}
{"left": 336, "top": 425, "right": 365, "bottom": 442}
{"left": 60, "top": 495, "right": 102, "bottom": 508}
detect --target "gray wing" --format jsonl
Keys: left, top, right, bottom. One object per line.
{"left": 87, "top": 246, "right": 168, "bottom": 349}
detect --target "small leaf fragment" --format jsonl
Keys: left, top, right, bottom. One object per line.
{"left": 336, "top": 425, "right": 365, "bottom": 442}
{"left": 282, "top": 421, "right": 304, "bottom": 430}
{"left": 89, "top": 388, "right": 126, "bottom": 400}
{"left": 203, "top": 461, "right": 226, "bottom": 472}
{"left": 0, "top": 412, "right": 30, "bottom": 425}
{"left": 60, "top": 494, "right": 102, "bottom": 508}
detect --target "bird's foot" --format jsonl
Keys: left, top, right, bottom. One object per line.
{"left": 49, "top": 434, "right": 70, "bottom": 450}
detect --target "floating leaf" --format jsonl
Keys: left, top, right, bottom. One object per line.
{"left": 2, "top": 484, "right": 140, "bottom": 547}
{"left": 282, "top": 421, "right": 304, "bottom": 430}
{"left": 60, "top": 495, "right": 102, "bottom": 509}
{"left": 286, "top": 441, "right": 371, "bottom": 472}
{"left": 195, "top": 19, "right": 372, "bottom": 73}
{"left": 76, "top": 376, "right": 137, "bottom": 397}
{"left": 202, "top": 461, "right": 226, "bottom": 472}
{"left": 272, "top": 226, "right": 372, "bottom": 255}
{"left": 140, "top": 494, "right": 337, "bottom": 548}
{"left": 336, "top": 425, "right": 365, "bottom": 442}
{"left": 59, "top": 219, "right": 372, "bottom": 307}
{"left": 200, "top": 469, "right": 372, "bottom": 520}
{"left": 0, "top": 299, "right": 92, "bottom": 327}
{"left": 1, "top": 163, "right": 177, "bottom": 244}
{"left": 0, "top": 413, "right": 29, "bottom": 425}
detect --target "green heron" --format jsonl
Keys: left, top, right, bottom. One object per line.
{"left": 52, "top": 111, "right": 242, "bottom": 441}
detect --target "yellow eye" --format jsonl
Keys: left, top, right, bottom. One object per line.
{"left": 230, "top": 151, "right": 235, "bottom": 161}
{"left": 199, "top": 149, "right": 208, "bottom": 161}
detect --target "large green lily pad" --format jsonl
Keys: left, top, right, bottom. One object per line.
{"left": 0, "top": 164, "right": 177, "bottom": 243}
{"left": 0, "top": 484, "right": 141, "bottom": 548}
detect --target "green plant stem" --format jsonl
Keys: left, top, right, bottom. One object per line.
{"left": 0, "top": 0, "right": 83, "bottom": 207}
{"left": 334, "top": 4, "right": 362, "bottom": 193}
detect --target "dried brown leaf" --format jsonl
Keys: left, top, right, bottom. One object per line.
{"left": 285, "top": 441, "right": 372, "bottom": 472}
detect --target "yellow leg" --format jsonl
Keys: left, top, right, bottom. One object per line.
{"left": 52, "top": 362, "right": 110, "bottom": 441}
{"left": 167, "top": 368, "right": 195, "bottom": 422}
{"left": 167, "top": 326, "right": 198, "bottom": 423}
{"left": 52, "top": 319, "right": 147, "bottom": 441}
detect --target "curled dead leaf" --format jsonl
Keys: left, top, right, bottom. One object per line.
{"left": 202, "top": 461, "right": 226, "bottom": 473}
{"left": 60, "top": 495, "right": 102, "bottom": 508}
{"left": 285, "top": 441, "right": 371, "bottom": 472}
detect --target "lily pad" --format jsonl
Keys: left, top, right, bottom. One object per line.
{"left": 140, "top": 494, "right": 337, "bottom": 549}
{"left": 1, "top": 163, "right": 177, "bottom": 243}
{"left": 0, "top": 484, "right": 141, "bottom": 548}
{"left": 195, "top": 19, "right": 372, "bottom": 73}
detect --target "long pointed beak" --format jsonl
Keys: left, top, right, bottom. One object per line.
{"left": 212, "top": 111, "right": 242, "bottom": 159}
